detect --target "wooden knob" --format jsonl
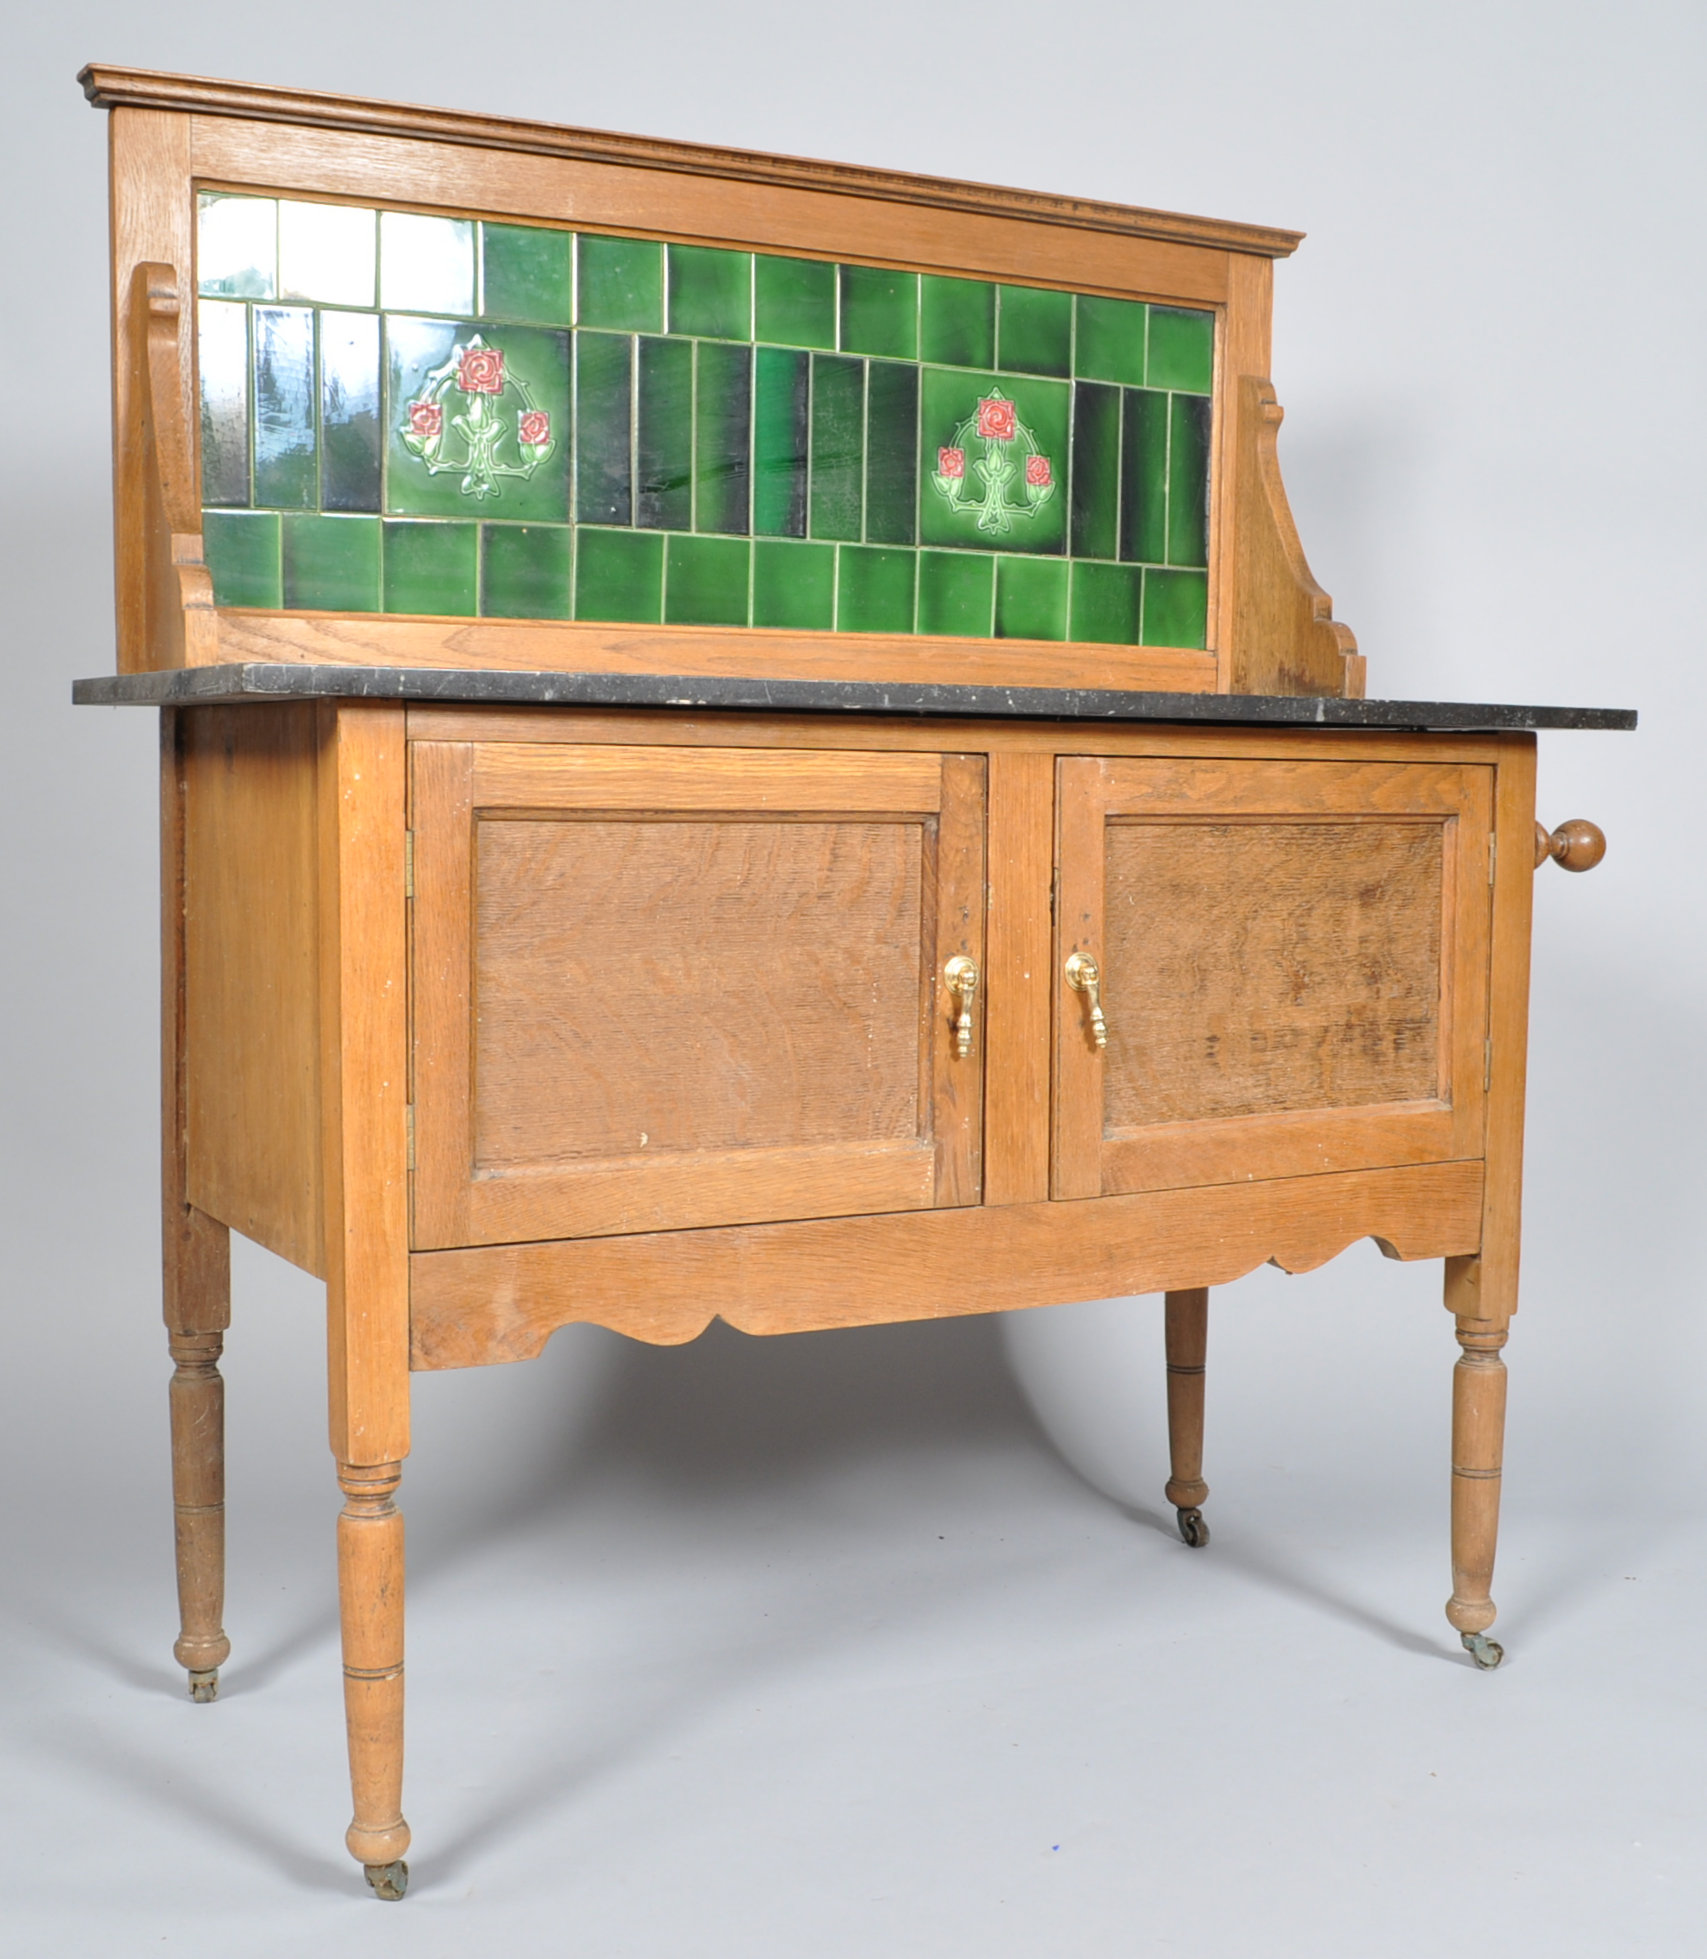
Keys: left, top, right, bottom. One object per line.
{"left": 1533, "top": 818, "right": 1606, "bottom": 873}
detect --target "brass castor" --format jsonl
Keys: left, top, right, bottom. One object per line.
{"left": 187, "top": 1669, "right": 219, "bottom": 1703}
{"left": 1176, "top": 1506, "right": 1210, "bottom": 1549}
{"left": 1461, "top": 1631, "right": 1504, "bottom": 1670}
{"left": 365, "top": 1860, "right": 409, "bottom": 1901}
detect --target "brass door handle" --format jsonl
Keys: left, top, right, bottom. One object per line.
{"left": 944, "top": 956, "right": 979, "bottom": 1060}
{"left": 1065, "top": 952, "right": 1108, "bottom": 1050}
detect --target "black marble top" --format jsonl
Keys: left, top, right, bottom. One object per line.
{"left": 72, "top": 664, "right": 1637, "bottom": 732}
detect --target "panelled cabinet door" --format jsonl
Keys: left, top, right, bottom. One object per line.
{"left": 1053, "top": 755, "right": 1494, "bottom": 1199}
{"left": 411, "top": 743, "right": 985, "bottom": 1247}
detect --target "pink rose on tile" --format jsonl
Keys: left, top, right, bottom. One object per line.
{"left": 407, "top": 400, "right": 443, "bottom": 440}
{"left": 977, "top": 396, "right": 1017, "bottom": 441}
{"left": 1025, "top": 453, "right": 1052, "bottom": 488}
{"left": 518, "top": 409, "right": 551, "bottom": 447}
{"left": 456, "top": 345, "right": 506, "bottom": 395}
{"left": 938, "top": 446, "right": 965, "bottom": 479}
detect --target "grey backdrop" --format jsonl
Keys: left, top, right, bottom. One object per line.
{"left": 2, "top": 4, "right": 1701, "bottom": 1953}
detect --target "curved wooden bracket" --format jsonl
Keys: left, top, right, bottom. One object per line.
{"left": 1226, "top": 376, "right": 1362, "bottom": 699}
{"left": 129, "top": 262, "right": 217, "bottom": 668}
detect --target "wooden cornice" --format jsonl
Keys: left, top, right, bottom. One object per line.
{"left": 79, "top": 64, "right": 1304, "bottom": 260}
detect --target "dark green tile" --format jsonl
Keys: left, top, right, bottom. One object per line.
{"left": 482, "top": 223, "right": 573, "bottom": 324}
{"left": 920, "top": 275, "right": 995, "bottom": 370}
{"left": 574, "top": 331, "right": 633, "bottom": 527}
{"left": 1069, "top": 381, "right": 1120, "bottom": 561}
{"left": 1167, "top": 393, "right": 1211, "bottom": 568}
{"left": 836, "top": 545, "right": 915, "bottom": 633}
{"left": 279, "top": 199, "right": 374, "bottom": 308}
{"left": 253, "top": 307, "right": 316, "bottom": 509}
{"left": 995, "top": 556, "right": 1068, "bottom": 640}
{"left": 1074, "top": 295, "right": 1147, "bottom": 387}
{"left": 669, "top": 244, "right": 753, "bottom": 341}
{"left": 198, "top": 300, "right": 250, "bottom": 507}
{"left": 665, "top": 534, "right": 750, "bottom": 625}
{"left": 753, "top": 347, "right": 809, "bottom": 538}
{"left": 809, "top": 354, "right": 864, "bottom": 542}
{"left": 1120, "top": 388, "right": 1169, "bottom": 564}
{"left": 382, "top": 520, "right": 477, "bottom": 615}
{"left": 1142, "top": 567, "right": 1208, "bottom": 648}
{"left": 917, "top": 552, "right": 993, "bottom": 638}
{"left": 481, "top": 523, "right": 571, "bottom": 618}
{"left": 283, "top": 514, "right": 380, "bottom": 610}
{"left": 1069, "top": 560, "right": 1141, "bottom": 644}
{"left": 864, "top": 362, "right": 918, "bottom": 546}
{"left": 918, "top": 369, "right": 1068, "bottom": 556}
{"left": 576, "top": 234, "right": 663, "bottom": 333}
{"left": 1148, "top": 306, "right": 1214, "bottom": 394}
{"left": 754, "top": 255, "right": 836, "bottom": 349}
{"left": 694, "top": 342, "right": 752, "bottom": 535}
{"left": 320, "top": 310, "right": 381, "bottom": 513}
{"left": 380, "top": 212, "right": 474, "bottom": 314}
{"left": 751, "top": 539, "right": 834, "bottom": 628}
{"left": 575, "top": 526, "right": 663, "bottom": 622}
{"left": 839, "top": 266, "right": 918, "bottom": 360}
{"left": 636, "top": 337, "right": 692, "bottom": 532}
{"left": 997, "top": 284, "right": 1072, "bottom": 377}
{"left": 387, "top": 318, "right": 570, "bottom": 523}
{"left": 203, "top": 511, "right": 280, "bottom": 607}
{"left": 197, "top": 193, "right": 275, "bottom": 300}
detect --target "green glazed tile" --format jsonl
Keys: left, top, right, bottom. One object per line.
{"left": 753, "top": 347, "right": 809, "bottom": 538}
{"left": 864, "top": 362, "right": 918, "bottom": 546}
{"left": 1142, "top": 567, "right": 1208, "bottom": 648}
{"left": 197, "top": 193, "right": 275, "bottom": 299}
{"left": 839, "top": 267, "right": 918, "bottom": 360}
{"left": 669, "top": 244, "right": 753, "bottom": 341}
{"left": 577, "top": 235, "right": 663, "bottom": 333}
{"left": 636, "top": 337, "right": 693, "bottom": 532}
{"left": 203, "top": 511, "right": 280, "bottom": 607}
{"left": 1069, "top": 560, "right": 1141, "bottom": 644}
{"left": 279, "top": 200, "right": 375, "bottom": 308}
{"left": 575, "top": 331, "right": 634, "bottom": 527}
{"left": 837, "top": 545, "right": 914, "bottom": 633}
{"left": 482, "top": 223, "right": 573, "bottom": 325}
{"left": 575, "top": 526, "right": 663, "bottom": 622}
{"left": 666, "top": 534, "right": 750, "bottom": 625}
{"left": 253, "top": 308, "right": 317, "bottom": 510}
{"left": 917, "top": 551, "right": 993, "bottom": 638}
{"left": 918, "top": 369, "right": 1068, "bottom": 557}
{"left": 379, "top": 211, "right": 474, "bottom": 315}
{"left": 283, "top": 513, "right": 380, "bottom": 611}
{"left": 320, "top": 311, "right": 381, "bottom": 513}
{"left": 809, "top": 355, "right": 864, "bottom": 542}
{"left": 694, "top": 342, "right": 752, "bottom": 535}
{"left": 1120, "top": 389, "right": 1168, "bottom": 564}
{"left": 481, "top": 523, "right": 571, "bottom": 618}
{"left": 1148, "top": 306, "right": 1214, "bottom": 394}
{"left": 751, "top": 539, "right": 834, "bottom": 628}
{"left": 386, "top": 318, "right": 570, "bottom": 523}
{"left": 1074, "top": 295, "right": 1147, "bottom": 387}
{"left": 1069, "top": 381, "right": 1120, "bottom": 561}
{"left": 997, "top": 285, "right": 1072, "bottom": 378}
{"left": 198, "top": 300, "right": 250, "bottom": 508}
{"left": 1167, "top": 393, "right": 1211, "bottom": 568}
{"left": 754, "top": 255, "right": 836, "bottom": 349}
{"left": 920, "top": 275, "right": 995, "bottom": 370}
{"left": 995, "top": 556, "right": 1068, "bottom": 640}
{"left": 382, "top": 520, "right": 478, "bottom": 615}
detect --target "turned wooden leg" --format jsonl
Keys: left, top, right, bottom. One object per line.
{"left": 1164, "top": 1287, "right": 1211, "bottom": 1548}
{"left": 1447, "top": 1315, "right": 1509, "bottom": 1668}
{"left": 168, "top": 1327, "right": 231, "bottom": 1699}
{"left": 338, "top": 1462, "right": 410, "bottom": 1899}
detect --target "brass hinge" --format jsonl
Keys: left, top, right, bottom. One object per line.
{"left": 1488, "top": 831, "right": 1497, "bottom": 886}
{"left": 404, "top": 830, "right": 415, "bottom": 899}
{"left": 1484, "top": 1039, "right": 1493, "bottom": 1093}
{"left": 405, "top": 1104, "right": 416, "bottom": 1172}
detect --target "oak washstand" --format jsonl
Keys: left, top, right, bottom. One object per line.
{"left": 75, "top": 65, "right": 1633, "bottom": 1899}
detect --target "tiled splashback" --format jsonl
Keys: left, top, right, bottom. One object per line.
{"left": 197, "top": 194, "right": 1214, "bottom": 647}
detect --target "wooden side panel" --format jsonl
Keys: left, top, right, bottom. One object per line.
{"left": 408, "top": 1160, "right": 1487, "bottom": 1365}
{"left": 182, "top": 703, "right": 323, "bottom": 1273}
